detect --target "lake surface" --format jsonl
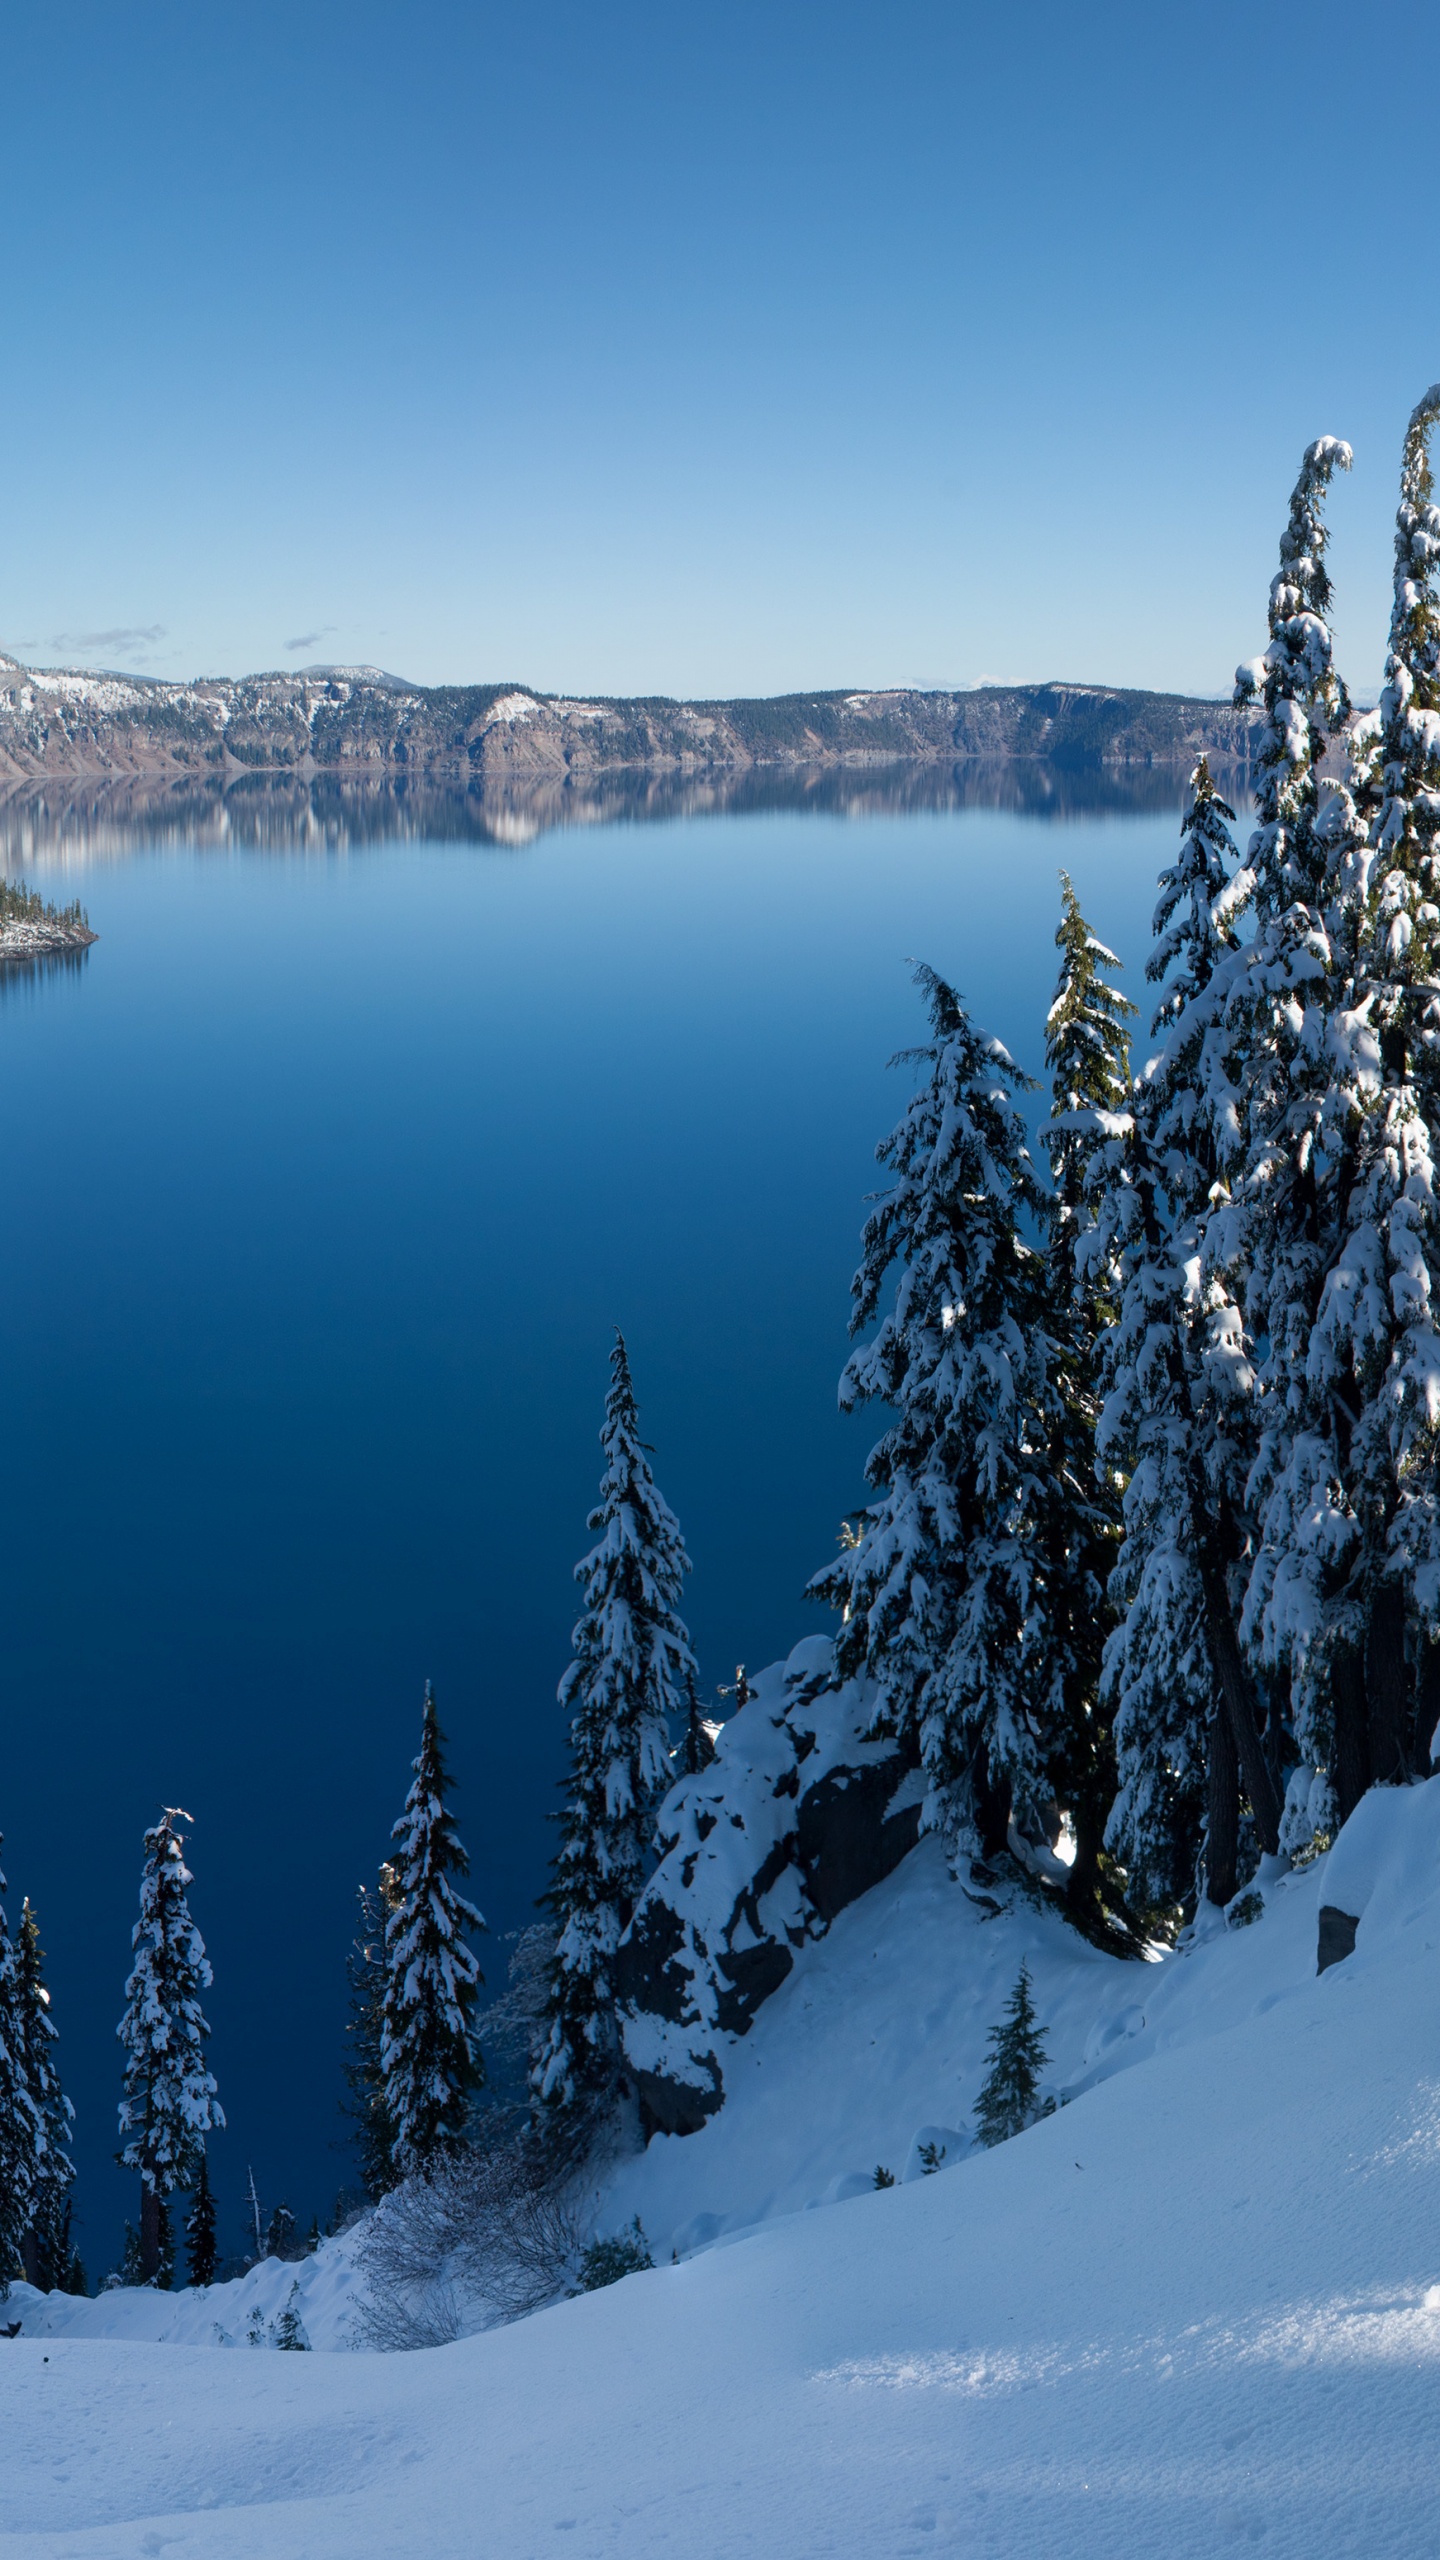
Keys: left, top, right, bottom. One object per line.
{"left": 0, "top": 766, "right": 1233, "bottom": 2270}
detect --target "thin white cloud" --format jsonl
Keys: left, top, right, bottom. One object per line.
{"left": 48, "top": 624, "right": 168, "bottom": 662}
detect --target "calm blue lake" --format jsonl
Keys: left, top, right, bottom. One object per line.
{"left": 0, "top": 769, "right": 1218, "bottom": 2268}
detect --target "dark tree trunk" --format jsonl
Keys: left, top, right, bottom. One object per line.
{"left": 1414, "top": 1638, "right": 1440, "bottom": 1776}
{"left": 1065, "top": 1799, "right": 1103, "bottom": 1914}
{"left": 976, "top": 1758, "right": 1012, "bottom": 1865}
{"left": 1263, "top": 1677, "right": 1286, "bottom": 1812}
{"left": 1366, "top": 1580, "right": 1410, "bottom": 1786}
{"left": 1192, "top": 1514, "right": 1282, "bottom": 1853}
{"left": 139, "top": 2184, "right": 162, "bottom": 2287}
{"left": 1205, "top": 1696, "right": 1239, "bottom": 1906}
{"left": 21, "top": 2228, "right": 40, "bottom": 2290}
{"left": 1331, "top": 1642, "right": 1371, "bottom": 1825}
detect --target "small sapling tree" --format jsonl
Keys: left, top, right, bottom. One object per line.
{"left": 974, "top": 1964, "right": 1054, "bottom": 2148}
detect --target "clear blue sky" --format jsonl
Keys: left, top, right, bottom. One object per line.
{"left": 4, "top": 0, "right": 1439, "bottom": 700}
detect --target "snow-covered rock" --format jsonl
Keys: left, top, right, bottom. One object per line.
{"left": 616, "top": 1639, "right": 920, "bottom": 2133}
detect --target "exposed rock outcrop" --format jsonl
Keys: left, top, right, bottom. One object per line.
{"left": 616, "top": 1638, "right": 922, "bottom": 2136}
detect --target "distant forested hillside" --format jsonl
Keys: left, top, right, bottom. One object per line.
{"left": 0, "top": 658, "right": 1255, "bottom": 784}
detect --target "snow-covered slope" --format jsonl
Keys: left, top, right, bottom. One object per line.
{"left": 5, "top": 1785, "right": 1440, "bottom": 2556}
{"left": 4, "top": 2223, "right": 368, "bottom": 2353}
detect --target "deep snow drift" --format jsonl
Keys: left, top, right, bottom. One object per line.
{"left": 5, "top": 1783, "right": 1440, "bottom": 2557}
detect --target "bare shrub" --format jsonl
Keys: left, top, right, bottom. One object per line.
{"left": 352, "top": 1927, "right": 637, "bottom": 2351}
{"left": 354, "top": 2103, "right": 608, "bottom": 2349}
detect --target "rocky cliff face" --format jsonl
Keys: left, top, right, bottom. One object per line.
{"left": 0, "top": 656, "right": 1256, "bottom": 783}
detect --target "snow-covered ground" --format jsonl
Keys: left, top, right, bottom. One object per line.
{"left": 4, "top": 1785, "right": 1440, "bottom": 2556}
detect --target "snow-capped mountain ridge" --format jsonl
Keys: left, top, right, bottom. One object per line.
{"left": 0, "top": 654, "right": 1259, "bottom": 784}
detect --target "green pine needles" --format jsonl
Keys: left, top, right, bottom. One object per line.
{"left": 274, "top": 2282, "right": 311, "bottom": 2349}
{"left": 574, "top": 2217, "right": 652, "bottom": 2291}
{"left": 974, "top": 1965, "right": 1054, "bottom": 2149}
{"left": 1045, "top": 870, "right": 1136, "bottom": 1270}
{"left": 186, "top": 2152, "right": 218, "bottom": 2287}
{"left": 0, "top": 877, "right": 92, "bottom": 936}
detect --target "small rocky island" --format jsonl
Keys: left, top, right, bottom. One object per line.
{"left": 0, "top": 876, "right": 97, "bottom": 960}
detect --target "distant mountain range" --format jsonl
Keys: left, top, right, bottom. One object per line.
{"left": 0, "top": 657, "right": 1256, "bottom": 783}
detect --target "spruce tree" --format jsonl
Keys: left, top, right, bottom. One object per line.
{"left": 1040, "top": 878, "right": 1136, "bottom": 1930}
{"left": 1090, "top": 761, "right": 1277, "bottom": 1911}
{"left": 274, "top": 2283, "right": 310, "bottom": 2350}
{"left": 1226, "top": 406, "right": 1440, "bottom": 1827}
{"left": 0, "top": 1850, "right": 41, "bottom": 2294}
{"left": 32, "top": 2193, "right": 85, "bottom": 2296}
{"left": 1302, "top": 386, "right": 1440, "bottom": 1801}
{"left": 343, "top": 1867, "right": 402, "bottom": 2199}
{"left": 1232, "top": 436, "right": 1352, "bottom": 916}
{"left": 535, "top": 1332, "right": 695, "bottom": 2115}
{"left": 116, "top": 1809, "right": 224, "bottom": 2284}
{"left": 809, "top": 964, "right": 1054, "bottom": 1856}
{"left": 974, "top": 1964, "right": 1052, "bottom": 2147}
{"left": 186, "top": 2151, "right": 218, "bottom": 2287}
{"left": 1213, "top": 439, "right": 1361, "bottom": 1828}
{"left": 1045, "top": 873, "right": 1137, "bottom": 1299}
{"left": 380, "top": 1684, "right": 485, "bottom": 2176}
{"left": 12, "top": 1900, "right": 74, "bottom": 2289}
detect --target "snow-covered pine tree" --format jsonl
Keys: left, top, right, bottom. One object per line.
{"left": 1289, "top": 385, "right": 1440, "bottom": 1805}
{"left": 13, "top": 1900, "right": 74, "bottom": 2289}
{"left": 1040, "top": 876, "right": 1136, "bottom": 1931}
{"left": 186, "top": 2151, "right": 218, "bottom": 2287}
{"left": 973, "top": 1964, "right": 1052, "bottom": 2147}
{"left": 535, "top": 1333, "right": 695, "bottom": 2116}
{"left": 344, "top": 1866, "right": 402, "bottom": 2199}
{"left": 0, "top": 1849, "right": 41, "bottom": 2294}
{"left": 116, "top": 1809, "right": 225, "bottom": 2285}
{"left": 274, "top": 2283, "right": 310, "bottom": 2349}
{"left": 1091, "top": 760, "right": 1280, "bottom": 1913}
{"left": 1045, "top": 872, "right": 1138, "bottom": 1301}
{"left": 379, "top": 1683, "right": 485, "bottom": 2177}
{"left": 1232, "top": 436, "right": 1352, "bottom": 919}
{"left": 1213, "top": 437, "right": 1377, "bottom": 1827}
{"left": 809, "top": 964, "right": 1054, "bottom": 1858}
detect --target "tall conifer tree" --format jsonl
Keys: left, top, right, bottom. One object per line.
{"left": 380, "top": 1685, "right": 485, "bottom": 2176}
{"left": 1212, "top": 438, "right": 1371, "bottom": 1826}
{"left": 0, "top": 1848, "right": 41, "bottom": 2293}
{"left": 1090, "top": 762, "right": 1275, "bottom": 1909}
{"left": 810, "top": 965, "right": 1054, "bottom": 1857}
{"left": 13, "top": 1900, "right": 73, "bottom": 2289}
{"left": 344, "top": 1866, "right": 402, "bottom": 2198}
{"left": 1291, "top": 388, "right": 1440, "bottom": 1803}
{"left": 116, "top": 1810, "right": 224, "bottom": 2285}
{"left": 1040, "top": 878, "right": 1136, "bottom": 1927}
{"left": 536, "top": 1333, "right": 695, "bottom": 2114}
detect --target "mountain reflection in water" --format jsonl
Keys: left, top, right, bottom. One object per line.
{"left": 0, "top": 755, "right": 1243, "bottom": 870}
